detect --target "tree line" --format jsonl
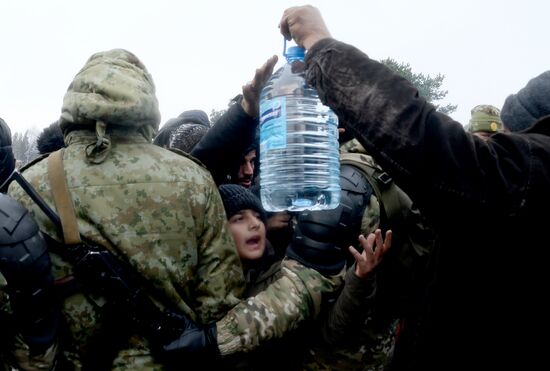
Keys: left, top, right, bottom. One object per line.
{"left": 11, "top": 130, "right": 39, "bottom": 167}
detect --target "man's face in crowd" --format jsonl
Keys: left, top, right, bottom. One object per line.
{"left": 237, "top": 149, "right": 256, "bottom": 188}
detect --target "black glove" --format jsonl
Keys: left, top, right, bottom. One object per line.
{"left": 162, "top": 319, "right": 218, "bottom": 355}
{"left": 155, "top": 312, "right": 219, "bottom": 367}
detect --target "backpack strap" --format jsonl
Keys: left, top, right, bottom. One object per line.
{"left": 340, "top": 152, "right": 412, "bottom": 227}
{"left": 47, "top": 149, "right": 81, "bottom": 245}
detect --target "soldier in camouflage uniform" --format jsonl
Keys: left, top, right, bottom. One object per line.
{"left": 4, "top": 49, "right": 346, "bottom": 370}
{"left": 7, "top": 49, "right": 245, "bottom": 369}
{"left": 464, "top": 104, "right": 503, "bottom": 140}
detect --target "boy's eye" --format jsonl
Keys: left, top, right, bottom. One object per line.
{"left": 229, "top": 215, "right": 244, "bottom": 223}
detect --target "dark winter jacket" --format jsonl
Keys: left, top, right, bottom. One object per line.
{"left": 305, "top": 38, "right": 550, "bottom": 370}
{"left": 191, "top": 102, "right": 257, "bottom": 186}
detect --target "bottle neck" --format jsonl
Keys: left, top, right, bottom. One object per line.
{"left": 286, "top": 57, "right": 304, "bottom": 63}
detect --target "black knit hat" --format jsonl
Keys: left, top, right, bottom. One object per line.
{"left": 153, "top": 110, "right": 210, "bottom": 149}
{"left": 168, "top": 123, "right": 209, "bottom": 153}
{"left": 219, "top": 184, "right": 266, "bottom": 223}
{"left": 501, "top": 71, "right": 550, "bottom": 132}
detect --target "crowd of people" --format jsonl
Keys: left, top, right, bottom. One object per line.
{"left": 1, "top": 4, "right": 549, "bottom": 371}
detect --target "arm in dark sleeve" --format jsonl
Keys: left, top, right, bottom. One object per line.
{"left": 191, "top": 102, "right": 257, "bottom": 185}
{"left": 321, "top": 265, "right": 376, "bottom": 345}
{"left": 304, "top": 39, "right": 532, "bottom": 215}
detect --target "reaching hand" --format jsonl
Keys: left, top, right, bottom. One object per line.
{"left": 266, "top": 211, "right": 292, "bottom": 232}
{"left": 241, "top": 55, "right": 278, "bottom": 118}
{"left": 279, "top": 5, "right": 332, "bottom": 50}
{"left": 349, "top": 229, "right": 392, "bottom": 279}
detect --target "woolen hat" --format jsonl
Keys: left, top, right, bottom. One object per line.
{"left": 501, "top": 71, "right": 550, "bottom": 132}
{"left": 168, "top": 123, "right": 209, "bottom": 153}
{"left": 177, "top": 110, "right": 210, "bottom": 127}
{"left": 218, "top": 184, "right": 266, "bottom": 223}
{"left": 153, "top": 110, "right": 210, "bottom": 150}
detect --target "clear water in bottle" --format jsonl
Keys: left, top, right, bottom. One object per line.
{"left": 259, "top": 46, "right": 340, "bottom": 212}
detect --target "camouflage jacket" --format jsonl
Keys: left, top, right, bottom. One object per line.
{"left": 8, "top": 129, "right": 245, "bottom": 369}
{"left": 216, "top": 259, "right": 344, "bottom": 357}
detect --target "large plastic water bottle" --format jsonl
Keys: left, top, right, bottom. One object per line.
{"left": 259, "top": 46, "right": 340, "bottom": 212}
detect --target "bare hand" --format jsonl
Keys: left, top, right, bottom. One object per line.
{"left": 267, "top": 212, "right": 292, "bottom": 232}
{"left": 349, "top": 229, "right": 392, "bottom": 279}
{"left": 279, "top": 5, "right": 331, "bottom": 50}
{"left": 241, "top": 55, "right": 278, "bottom": 118}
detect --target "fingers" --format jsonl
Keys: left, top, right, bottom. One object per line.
{"left": 374, "top": 229, "right": 383, "bottom": 250}
{"left": 247, "top": 55, "right": 277, "bottom": 92}
{"left": 279, "top": 5, "right": 331, "bottom": 50}
{"left": 348, "top": 245, "right": 363, "bottom": 264}
{"left": 371, "top": 229, "right": 391, "bottom": 264}
{"left": 267, "top": 212, "right": 292, "bottom": 230}
{"left": 279, "top": 7, "right": 295, "bottom": 40}
{"left": 358, "top": 233, "right": 376, "bottom": 254}
{"left": 265, "top": 55, "right": 278, "bottom": 72}
{"left": 241, "top": 55, "right": 278, "bottom": 118}
{"left": 252, "top": 55, "right": 277, "bottom": 86}
{"left": 358, "top": 229, "right": 392, "bottom": 264}
{"left": 383, "top": 230, "right": 393, "bottom": 253}
{"left": 351, "top": 234, "right": 375, "bottom": 279}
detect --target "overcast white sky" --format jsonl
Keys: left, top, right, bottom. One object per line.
{"left": 1, "top": 0, "right": 548, "bottom": 135}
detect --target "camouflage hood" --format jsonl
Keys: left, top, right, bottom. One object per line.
{"left": 60, "top": 49, "right": 160, "bottom": 163}
{"left": 340, "top": 139, "right": 381, "bottom": 235}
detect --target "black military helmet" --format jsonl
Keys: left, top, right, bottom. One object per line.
{"left": 0, "top": 193, "right": 57, "bottom": 352}
{"left": 0, "top": 193, "right": 50, "bottom": 285}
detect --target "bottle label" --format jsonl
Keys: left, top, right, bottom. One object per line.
{"left": 259, "top": 96, "right": 287, "bottom": 152}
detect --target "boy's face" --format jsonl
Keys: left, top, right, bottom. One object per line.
{"left": 228, "top": 209, "right": 266, "bottom": 261}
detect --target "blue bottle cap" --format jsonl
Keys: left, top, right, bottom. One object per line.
{"left": 285, "top": 46, "right": 305, "bottom": 61}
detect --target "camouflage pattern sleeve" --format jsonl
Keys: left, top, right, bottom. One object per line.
{"left": 216, "top": 259, "right": 344, "bottom": 356}
{"left": 192, "top": 182, "right": 245, "bottom": 323}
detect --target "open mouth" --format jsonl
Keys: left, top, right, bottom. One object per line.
{"left": 246, "top": 236, "right": 261, "bottom": 246}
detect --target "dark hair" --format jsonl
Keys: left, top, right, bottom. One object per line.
{"left": 36, "top": 121, "right": 65, "bottom": 154}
